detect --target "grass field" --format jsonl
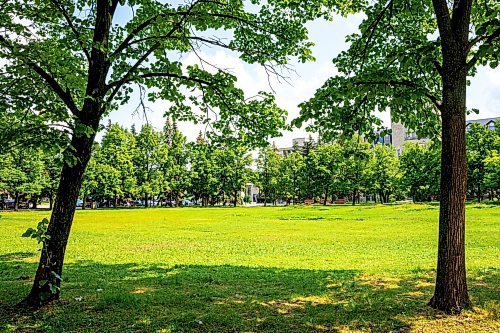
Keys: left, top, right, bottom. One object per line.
{"left": 0, "top": 204, "right": 498, "bottom": 332}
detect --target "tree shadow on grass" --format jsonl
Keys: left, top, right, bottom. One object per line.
{"left": 0, "top": 256, "right": 498, "bottom": 333}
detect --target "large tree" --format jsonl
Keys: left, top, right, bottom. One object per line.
{"left": 134, "top": 124, "right": 162, "bottom": 207}
{"left": 188, "top": 134, "right": 219, "bottom": 206}
{"left": 100, "top": 123, "right": 137, "bottom": 206}
{"left": 309, "top": 143, "right": 342, "bottom": 205}
{"left": 1, "top": 0, "right": 352, "bottom": 306}
{"left": 256, "top": 146, "right": 281, "bottom": 206}
{"left": 296, "top": 0, "right": 499, "bottom": 312}
{"left": 160, "top": 119, "right": 189, "bottom": 206}
{"left": 339, "top": 135, "right": 371, "bottom": 205}
{"left": 277, "top": 151, "right": 305, "bottom": 204}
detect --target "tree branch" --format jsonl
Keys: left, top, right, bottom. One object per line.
{"left": 0, "top": 34, "right": 80, "bottom": 115}
{"left": 29, "top": 63, "right": 80, "bottom": 115}
{"left": 110, "top": 12, "right": 188, "bottom": 58}
{"left": 354, "top": 79, "right": 442, "bottom": 110}
{"left": 51, "top": 0, "right": 91, "bottom": 61}
{"left": 466, "top": 26, "right": 500, "bottom": 70}
{"left": 431, "top": 0, "right": 454, "bottom": 46}
{"left": 105, "top": 0, "right": 201, "bottom": 103}
{"left": 106, "top": 72, "right": 212, "bottom": 89}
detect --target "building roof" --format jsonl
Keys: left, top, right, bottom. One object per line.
{"left": 466, "top": 117, "right": 499, "bottom": 126}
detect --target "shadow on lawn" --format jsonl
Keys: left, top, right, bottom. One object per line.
{"left": 0, "top": 255, "right": 498, "bottom": 333}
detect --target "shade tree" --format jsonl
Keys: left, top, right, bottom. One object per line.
{"left": 295, "top": 0, "right": 500, "bottom": 312}
{"left": 1, "top": 0, "right": 350, "bottom": 305}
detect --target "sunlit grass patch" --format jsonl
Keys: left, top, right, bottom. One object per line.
{"left": 0, "top": 204, "right": 498, "bottom": 332}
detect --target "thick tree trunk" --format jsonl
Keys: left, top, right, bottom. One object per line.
{"left": 323, "top": 188, "right": 328, "bottom": 206}
{"left": 428, "top": 18, "right": 471, "bottom": 311}
{"left": 32, "top": 195, "right": 37, "bottom": 209}
{"left": 49, "top": 194, "right": 53, "bottom": 210}
{"left": 22, "top": 0, "right": 115, "bottom": 308}
{"left": 23, "top": 132, "right": 96, "bottom": 307}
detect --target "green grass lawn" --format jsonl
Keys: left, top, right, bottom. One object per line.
{"left": 0, "top": 204, "right": 498, "bottom": 332}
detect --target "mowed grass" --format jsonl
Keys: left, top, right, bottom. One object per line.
{"left": 0, "top": 204, "right": 498, "bottom": 332}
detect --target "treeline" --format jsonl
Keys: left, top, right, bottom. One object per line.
{"left": 81, "top": 120, "right": 253, "bottom": 207}
{"left": 1, "top": 122, "right": 499, "bottom": 209}
{"left": 257, "top": 136, "right": 438, "bottom": 205}
{"left": 260, "top": 122, "right": 499, "bottom": 205}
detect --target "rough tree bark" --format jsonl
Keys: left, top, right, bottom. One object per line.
{"left": 428, "top": 0, "right": 471, "bottom": 313}
{"left": 23, "top": 130, "right": 97, "bottom": 306}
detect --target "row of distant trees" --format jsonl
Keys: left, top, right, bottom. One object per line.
{"left": 80, "top": 120, "right": 253, "bottom": 207}
{"left": 258, "top": 122, "right": 499, "bottom": 206}
{"left": 1, "top": 121, "right": 498, "bottom": 209}
{"left": 258, "top": 136, "right": 431, "bottom": 205}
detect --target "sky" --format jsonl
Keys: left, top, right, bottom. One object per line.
{"left": 104, "top": 12, "right": 500, "bottom": 148}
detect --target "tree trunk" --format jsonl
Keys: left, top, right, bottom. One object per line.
{"left": 22, "top": 0, "right": 115, "bottom": 307}
{"left": 323, "top": 188, "right": 328, "bottom": 206}
{"left": 32, "top": 195, "right": 37, "bottom": 209}
{"left": 82, "top": 195, "right": 87, "bottom": 210}
{"left": 49, "top": 194, "right": 53, "bottom": 210}
{"left": 23, "top": 132, "right": 96, "bottom": 307}
{"left": 14, "top": 192, "right": 19, "bottom": 211}
{"left": 428, "top": 8, "right": 471, "bottom": 310}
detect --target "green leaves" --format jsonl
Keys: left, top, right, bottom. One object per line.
{"left": 400, "top": 141, "right": 441, "bottom": 202}
{"left": 295, "top": 0, "right": 445, "bottom": 142}
{"left": 22, "top": 218, "right": 51, "bottom": 245}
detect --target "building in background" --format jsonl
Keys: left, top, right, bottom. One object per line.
{"left": 466, "top": 117, "right": 498, "bottom": 131}
{"left": 391, "top": 121, "right": 431, "bottom": 156}
{"left": 391, "top": 117, "right": 499, "bottom": 156}
{"left": 277, "top": 137, "right": 311, "bottom": 157}
{"left": 245, "top": 183, "right": 260, "bottom": 203}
